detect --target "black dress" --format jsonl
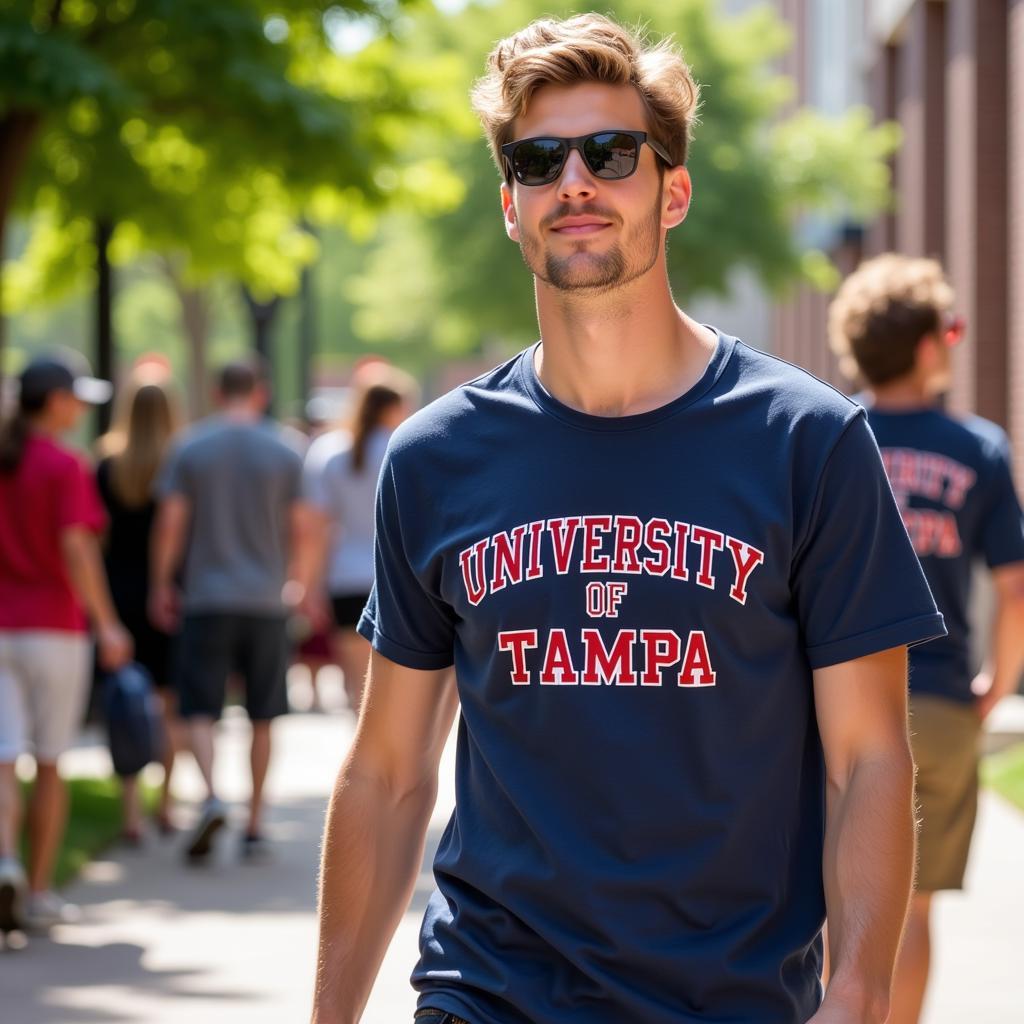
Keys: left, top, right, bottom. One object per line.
{"left": 96, "top": 457, "right": 173, "bottom": 686}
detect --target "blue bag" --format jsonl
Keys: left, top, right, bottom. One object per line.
{"left": 103, "top": 662, "right": 163, "bottom": 777}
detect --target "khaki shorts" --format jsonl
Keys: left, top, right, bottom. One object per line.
{"left": 909, "top": 693, "right": 982, "bottom": 892}
{"left": 0, "top": 631, "right": 92, "bottom": 763}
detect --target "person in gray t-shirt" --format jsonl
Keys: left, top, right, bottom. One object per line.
{"left": 150, "top": 358, "right": 314, "bottom": 864}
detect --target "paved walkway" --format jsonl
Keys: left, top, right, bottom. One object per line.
{"left": 1, "top": 674, "right": 1021, "bottom": 1023}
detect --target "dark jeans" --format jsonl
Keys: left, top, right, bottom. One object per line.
{"left": 414, "top": 1010, "right": 473, "bottom": 1024}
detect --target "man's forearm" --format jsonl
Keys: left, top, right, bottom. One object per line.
{"left": 820, "top": 751, "right": 915, "bottom": 1020}
{"left": 985, "top": 595, "right": 1024, "bottom": 701}
{"left": 312, "top": 763, "right": 437, "bottom": 1024}
{"left": 151, "top": 496, "right": 187, "bottom": 588}
{"left": 288, "top": 503, "right": 324, "bottom": 597}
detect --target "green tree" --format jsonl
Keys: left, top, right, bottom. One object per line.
{"left": 0, "top": 0, "right": 467, "bottom": 391}
{"left": 346, "top": 0, "right": 900, "bottom": 354}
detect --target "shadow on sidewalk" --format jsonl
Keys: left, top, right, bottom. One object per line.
{"left": 0, "top": 786, "right": 454, "bottom": 1024}
{"left": 0, "top": 938, "right": 250, "bottom": 1024}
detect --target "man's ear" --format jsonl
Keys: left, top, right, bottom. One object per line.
{"left": 663, "top": 166, "right": 692, "bottom": 230}
{"left": 501, "top": 182, "right": 520, "bottom": 242}
{"left": 916, "top": 333, "right": 942, "bottom": 371}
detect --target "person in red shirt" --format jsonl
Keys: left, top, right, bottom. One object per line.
{"left": 0, "top": 352, "right": 132, "bottom": 934}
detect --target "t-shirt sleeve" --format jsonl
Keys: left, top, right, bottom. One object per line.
{"left": 356, "top": 450, "right": 456, "bottom": 670}
{"left": 156, "top": 441, "right": 189, "bottom": 499}
{"left": 978, "top": 439, "right": 1024, "bottom": 568}
{"left": 58, "top": 455, "right": 106, "bottom": 534}
{"left": 792, "top": 411, "right": 946, "bottom": 670}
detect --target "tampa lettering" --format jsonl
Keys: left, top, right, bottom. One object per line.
{"left": 497, "top": 628, "right": 717, "bottom": 688}
{"left": 458, "top": 515, "right": 765, "bottom": 608}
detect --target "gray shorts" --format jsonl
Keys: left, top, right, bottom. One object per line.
{"left": 0, "top": 631, "right": 92, "bottom": 762}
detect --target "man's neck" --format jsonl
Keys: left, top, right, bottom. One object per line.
{"left": 533, "top": 270, "right": 717, "bottom": 418}
{"left": 868, "top": 376, "right": 938, "bottom": 412}
{"left": 219, "top": 401, "right": 261, "bottom": 422}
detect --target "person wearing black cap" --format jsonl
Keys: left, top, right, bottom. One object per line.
{"left": 0, "top": 350, "right": 132, "bottom": 934}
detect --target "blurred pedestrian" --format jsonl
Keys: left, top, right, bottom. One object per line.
{"left": 829, "top": 253, "right": 1024, "bottom": 1024}
{"left": 96, "top": 368, "right": 185, "bottom": 843}
{"left": 304, "top": 366, "right": 417, "bottom": 712}
{"left": 0, "top": 352, "right": 132, "bottom": 932}
{"left": 149, "top": 357, "right": 315, "bottom": 864}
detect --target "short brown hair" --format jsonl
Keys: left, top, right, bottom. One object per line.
{"left": 217, "top": 356, "right": 268, "bottom": 399}
{"left": 828, "top": 253, "right": 954, "bottom": 387}
{"left": 471, "top": 14, "right": 700, "bottom": 176}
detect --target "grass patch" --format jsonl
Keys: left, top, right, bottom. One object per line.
{"left": 982, "top": 743, "right": 1024, "bottom": 813}
{"left": 19, "top": 776, "right": 157, "bottom": 888}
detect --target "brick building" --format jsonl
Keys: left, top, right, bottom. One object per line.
{"left": 772, "top": 0, "right": 1024, "bottom": 482}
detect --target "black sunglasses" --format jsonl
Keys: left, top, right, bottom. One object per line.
{"left": 501, "top": 130, "right": 673, "bottom": 186}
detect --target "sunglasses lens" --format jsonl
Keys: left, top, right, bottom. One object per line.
{"left": 512, "top": 139, "right": 566, "bottom": 185}
{"left": 583, "top": 132, "right": 640, "bottom": 179}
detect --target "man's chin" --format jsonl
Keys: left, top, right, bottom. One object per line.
{"left": 540, "top": 252, "right": 626, "bottom": 292}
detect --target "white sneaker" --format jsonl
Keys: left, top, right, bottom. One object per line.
{"left": 25, "top": 890, "right": 81, "bottom": 930}
{"left": 186, "top": 797, "right": 227, "bottom": 862}
{"left": 0, "top": 857, "right": 27, "bottom": 932}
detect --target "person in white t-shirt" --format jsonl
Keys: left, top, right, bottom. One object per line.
{"left": 304, "top": 366, "right": 417, "bottom": 712}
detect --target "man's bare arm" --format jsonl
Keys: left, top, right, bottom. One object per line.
{"left": 284, "top": 500, "right": 329, "bottom": 629}
{"left": 311, "top": 650, "right": 459, "bottom": 1024}
{"left": 975, "top": 561, "right": 1024, "bottom": 719}
{"left": 148, "top": 493, "right": 190, "bottom": 632}
{"left": 811, "top": 645, "right": 915, "bottom": 1024}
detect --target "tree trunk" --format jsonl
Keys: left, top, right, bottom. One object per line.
{"left": 162, "top": 259, "right": 211, "bottom": 420}
{"left": 95, "top": 218, "right": 114, "bottom": 436}
{"left": 297, "top": 235, "right": 317, "bottom": 407}
{"left": 0, "top": 111, "right": 43, "bottom": 389}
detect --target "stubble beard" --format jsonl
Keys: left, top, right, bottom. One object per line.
{"left": 519, "top": 180, "right": 664, "bottom": 295}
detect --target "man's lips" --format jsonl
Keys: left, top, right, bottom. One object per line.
{"left": 549, "top": 218, "right": 613, "bottom": 235}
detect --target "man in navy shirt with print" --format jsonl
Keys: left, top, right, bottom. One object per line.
{"left": 829, "top": 254, "right": 1024, "bottom": 1024}
{"left": 312, "top": 15, "right": 945, "bottom": 1024}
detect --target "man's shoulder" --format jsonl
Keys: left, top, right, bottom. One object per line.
{"left": 258, "top": 421, "right": 306, "bottom": 465}
{"left": 959, "top": 413, "right": 1011, "bottom": 459}
{"left": 388, "top": 351, "right": 530, "bottom": 460}
{"left": 873, "top": 407, "right": 1011, "bottom": 465}
{"left": 728, "top": 339, "right": 862, "bottom": 437}
{"left": 173, "top": 416, "right": 223, "bottom": 453}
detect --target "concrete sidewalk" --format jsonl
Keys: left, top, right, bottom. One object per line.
{"left": 1, "top": 676, "right": 1021, "bottom": 1023}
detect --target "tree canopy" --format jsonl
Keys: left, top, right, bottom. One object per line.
{"left": 0, "top": 0, "right": 467, "bottom": 351}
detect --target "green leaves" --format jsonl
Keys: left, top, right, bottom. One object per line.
{"left": 2, "top": 0, "right": 465, "bottom": 314}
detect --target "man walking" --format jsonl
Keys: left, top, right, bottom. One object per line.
{"left": 829, "top": 254, "right": 1024, "bottom": 1024}
{"left": 151, "top": 358, "right": 312, "bottom": 862}
{"left": 312, "top": 15, "right": 945, "bottom": 1024}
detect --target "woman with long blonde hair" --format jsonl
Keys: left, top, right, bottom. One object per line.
{"left": 96, "top": 367, "right": 184, "bottom": 842}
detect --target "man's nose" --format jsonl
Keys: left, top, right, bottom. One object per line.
{"left": 557, "top": 148, "right": 598, "bottom": 201}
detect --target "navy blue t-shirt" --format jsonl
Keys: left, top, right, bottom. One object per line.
{"left": 358, "top": 332, "right": 945, "bottom": 1024}
{"left": 865, "top": 406, "right": 1024, "bottom": 703}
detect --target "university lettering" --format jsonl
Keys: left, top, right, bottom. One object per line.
{"left": 459, "top": 514, "right": 764, "bottom": 608}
